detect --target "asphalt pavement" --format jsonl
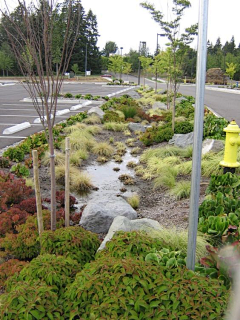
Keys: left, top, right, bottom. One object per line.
{"left": 0, "top": 81, "right": 137, "bottom": 151}
{"left": 1, "top": 76, "right": 240, "bottom": 152}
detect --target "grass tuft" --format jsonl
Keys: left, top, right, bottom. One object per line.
{"left": 127, "top": 194, "right": 140, "bottom": 209}
{"left": 169, "top": 180, "right": 191, "bottom": 199}
{"left": 92, "top": 142, "right": 114, "bottom": 157}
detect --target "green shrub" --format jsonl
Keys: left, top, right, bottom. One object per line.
{"left": 175, "top": 100, "right": 195, "bottom": 119}
{"left": 40, "top": 226, "right": 100, "bottom": 265}
{"left": 0, "top": 259, "right": 28, "bottom": 289}
{"left": 84, "top": 93, "right": 93, "bottom": 100}
{"left": 64, "top": 92, "right": 73, "bottom": 98}
{"left": 75, "top": 93, "right": 82, "bottom": 99}
{"left": 96, "top": 231, "right": 164, "bottom": 260}
{"left": 3, "top": 147, "right": 25, "bottom": 162}
{"left": 0, "top": 212, "right": 64, "bottom": 260}
{"left": 175, "top": 121, "right": 193, "bottom": 134}
{"left": 154, "top": 127, "right": 174, "bottom": 143}
{"left": 10, "top": 163, "right": 30, "bottom": 177}
{"left": 64, "top": 257, "right": 229, "bottom": 320}
{"left": 0, "top": 280, "right": 62, "bottom": 319}
{"left": 0, "top": 157, "right": 11, "bottom": 168}
{"left": 6, "top": 254, "right": 79, "bottom": 296}
{"left": 103, "top": 110, "right": 123, "bottom": 123}
{"left": 203, "top": 114, "right": 228, "bottom": 140}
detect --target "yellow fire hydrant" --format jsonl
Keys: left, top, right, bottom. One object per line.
{"left": 220, "top": 120, "right": 240, "bottom": 172}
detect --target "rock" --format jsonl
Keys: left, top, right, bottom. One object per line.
{"left": 168, "top": 132, "right": 194, "bottom": 148}
{"left": 79, "top": 196, "right": 137, "bottom": 234}
{"left": 98, "top": 216, "right": 162, "bottom": 251}
{"left": 175, "top": 97, "right": 187, "bottom": 103}
{"left": 202, "top": 139, "right": 224, "bottom": 155}
{"left": 152, "top": 101, "right": 167, "bottom": 110}
{"left": 87, "top": 106, "right": 104, "bottom": 119}
{"left": 128, "top": 122, "right": 146, "bottom": 133}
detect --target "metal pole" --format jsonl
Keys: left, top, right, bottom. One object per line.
{"left": 85, "top": 43, "right": 87, "bottom": 76}
{"left": 138, "top": 42, "right": 141, "bottom": 85}
{"left": 186, "top": 0, "right": 209, "bottom": 271}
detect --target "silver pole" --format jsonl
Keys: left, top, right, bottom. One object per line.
{"left": 186, "top": 0, "right": 209, "bottom": 270}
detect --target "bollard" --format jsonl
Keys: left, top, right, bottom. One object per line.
{"left": 220, "top": 120, "right": 240, "bottom": 173}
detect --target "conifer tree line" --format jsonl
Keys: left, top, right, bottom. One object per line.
{"left": 0, "top": 0, "right": 102, "bottom": 76}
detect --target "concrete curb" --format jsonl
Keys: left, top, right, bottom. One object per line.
{"left": 34, "top": 115, "right": 53, "bottom": 124}
{"left": 3, "top": 122, "right": 31, "bottom": 135}
{"left": 56, "top": 109, "right": 70, "bottom": 116}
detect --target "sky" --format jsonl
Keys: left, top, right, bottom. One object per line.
{"left": 80, "top": 0, "right": 240, "bottom": 55}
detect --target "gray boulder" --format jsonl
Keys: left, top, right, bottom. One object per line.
{"left": 202, "top": 139, "right": 224, "bottom": 155}
{"left": 87, "top": 106, "right": 104, "bottom": 119}
{"left": 79, "top": 196, "right": 137, "bottom": 234}
{"left": 152, "top": 101, "right": 167, "bottom": 110}
{"left": 98, "top": 216, "right": 162, "bottom": 251}
{"left": 128, "top": 122, "right": 146, "bottom": 133}
{"left": 168, "top": 132, "right": 194, "bottom": 148}
{"left": 175, "top": 97, "right": 188, "bottom": 103}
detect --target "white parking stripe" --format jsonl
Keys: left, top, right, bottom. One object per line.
{"left": 0, "top": 135, "right": 27, "bottom": 139}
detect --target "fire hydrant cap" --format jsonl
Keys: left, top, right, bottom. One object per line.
{"left": 223, "top": 121, "right": 240, "bottom": 133}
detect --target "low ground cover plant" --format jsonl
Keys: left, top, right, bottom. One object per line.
{"left": 64, "top": 256, "right": 229, "bottom": 320}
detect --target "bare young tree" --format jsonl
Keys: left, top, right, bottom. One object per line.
{"left": 0, "top": 0, "right": 82, "bottom": 230}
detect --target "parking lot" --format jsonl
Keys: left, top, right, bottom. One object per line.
{"left": 0, "top": 81, "right": 137, "bottom": 151}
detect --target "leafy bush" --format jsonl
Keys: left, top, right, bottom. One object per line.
{"left": 40, "top": 226, "right": 100, "bottom": 265}
{"left": 140, "top": 126, "right": 174, "bottom": 146}
{"left": 175, "top": 100, "right": 195, "bottom": 119}
{"left": 145, "top": 247, "right": 186, "bottom": 268}
{"left": 203, "top": 114, "right": 228, "bottom": 140}
{"left": 0, "top": 280, "right": 61, "bottom": 320}
{"left": 3, "top": 147, "right": 25, "bottom": 162}
{"left": 64, "top": 92, "right": 73, "bottom": 98}
{"left": 174, "top": 121, "right": 193, "bottom": 134}
{"left": 0, "top": 216, "right": 41, "bottom": 260}
{"left": 198, "top": 173, "right": 240, "bottom": 242}
{"left": 0, "top": 157, "right": 11, "bottom": 168}
{"left": 64, "top": 256, "right": 229, "bottom": 320}
{"left": 10, "top": 163, "right": 30, "bottom": 177}
{"left": 7, "top": 254, "right": 80, "bottom": 296}
{"left": 0, "top": 171, "right": 34, "bottom": 211}
{"left": 75, "top": 93, "right": 82, "bottom": 99}
{"left": 103, "top": 110, "right": 123, "bottom": 123}
{"left": 0, "top": 259, "right": 28, "bottom": 289}
{"left": 0, "top": 208, "right": 29, "bottom": 236}
{"left": 0, "top": 211, "right": 64, "bottom": 260}
{"left": 14, "top": 198, "right": 37, "bottom": 214}
{"left": 66, "top": 111, "right": 87, "bottom": 126}
{"left": 84, "top": 93, "right": 93, "bottom": 100}
{"left": 97, "top": 231, "right": 164, "bottom": 260}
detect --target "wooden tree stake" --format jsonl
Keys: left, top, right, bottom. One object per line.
{"left": 32, "top": 150, "right": 44, "bottom": 235}
{"left": 65, "top": 138, "right": 70, "bottom": 227}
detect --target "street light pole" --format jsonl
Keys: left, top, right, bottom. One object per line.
{"left": 155, "top": 33, "right": 165, "bottom": 92}
{"left": 85, "top": 42, "right": 87, "bottom": 77}
{"left": 120, "top": 47, "right": 123, "bottom": 80}
{"left": 138, "top": 41, "right": 146, "bottom": 85}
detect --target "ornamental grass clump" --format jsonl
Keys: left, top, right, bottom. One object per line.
{"left": 70, "top": 171, "right": 93, "bottom": 193}
{"left": 127, "top": 194, "right": 140, "bottom": 209}
{"left": 63, "top": 256, "right": 229, "bottom": 320}
{"left": 103, "top": 122, "right": 128, "bottom": 132}
{"left": 40, "top": 226, "right": 100, "bottom": 266}
{"left": 169, "top": 180, "right": 191, "bottom": 199}
{"left": 92, "top": 141, "right": 114, "bottom": 157}
{"left": 82, "top": 114, "right": 101, "bottom": 124}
